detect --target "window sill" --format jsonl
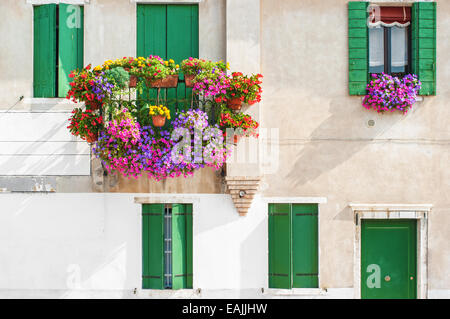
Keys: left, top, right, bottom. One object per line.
{"left": 137, "top": 288, "right": 200, "bottom": 298}
{"left": 263, "top": 288, "right": 327, "bottom": 296}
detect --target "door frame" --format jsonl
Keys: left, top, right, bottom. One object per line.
{"left": 350, "top": 203, "right": 432, "bottom": 299}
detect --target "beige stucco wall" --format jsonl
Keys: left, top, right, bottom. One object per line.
{"left": 260, "top": 0, "right": 449, "bottom": 290}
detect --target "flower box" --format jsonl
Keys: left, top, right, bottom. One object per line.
{"left": 147, "top": 75, "right": 179, "bottom": 88}
{"left": 184, "top": 74, "right": 196, "bottom": 88}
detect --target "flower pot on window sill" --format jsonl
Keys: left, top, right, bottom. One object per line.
{"left": 184, "top": 74, "right": 196, "bottom": 88}
{"left": 148, "top": 75, "right": 179, "bottom": 88}
{"left": 227, "top": 97, "right": 242, "bottom": 110}
{"left": 152, "top": 115, "right": 166, "bottom": 127}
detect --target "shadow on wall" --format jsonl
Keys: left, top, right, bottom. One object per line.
{"left": 239, "top": 216, "right": 266, "bottom": 297}
{"left": 286, "top": 97, "right": 405, "bottom": 188}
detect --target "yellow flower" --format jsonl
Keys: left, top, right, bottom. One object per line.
{"left": 175, "top": 64, "right": 179, "bottom": 69}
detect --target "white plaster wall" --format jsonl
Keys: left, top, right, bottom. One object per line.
{"left": 0, "top": 193, "right": 268, "bottom": 297}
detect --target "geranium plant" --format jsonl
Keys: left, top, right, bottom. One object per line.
{"left": 218, "top": 106, "right": 259, "bottom": 139}
{"left": 225, "top": 72, "right": 263, "bottom": 105}
{"left": 67, "top": 108, "right": 103, "bottom": 143}
{"left": 363, "top": 73, "right": 421, "bottom": 114}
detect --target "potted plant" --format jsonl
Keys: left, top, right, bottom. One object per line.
{"left": 218, "top": 106, "right": 259, "bottom": 143}
{"left": 67, "top": 108, "right": 103, "bottom": 143}
{"left": 224, "top": 72, "right": 263, "bottom": 110}
{"left": 141, "top": 56, "right": 176, "bottom": 88}
{"left": 362, "top": 73, "right": 421, "bottom": 114}
{"left": 181, "top": 58, "right": 229, "bottom": 88}
{"left": 148, "top": 104, "right": 171, "bottom": 127}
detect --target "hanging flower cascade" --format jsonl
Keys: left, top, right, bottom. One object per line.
{"left": 362, "top": 73, "right": 421, "bottom": 114}
{"left": 67, "top": 56, "right": 263, "bottom": 180}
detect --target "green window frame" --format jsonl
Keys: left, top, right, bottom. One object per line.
{"left": 268, "top": 203, "right": 319, "bottom": 289}
{"left": 136, "top": 4, "right": 199, "bottom": 124}
{"left": 142, "top": 203, "right": 193, "bottom": 290}
{"left": 348, "top": 1, "right": 436, "bottom": 96}
{"left": 33, "top": 4, "right": 84, "bottom": 98}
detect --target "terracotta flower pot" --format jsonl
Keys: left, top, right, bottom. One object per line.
{"left": 148, "top": 75, "right": 179, "bottom": 88}
{"left": 85, "top": 135, "right": 97, "bottom": 143}
{"left": 184, "top": 74, "right": 196, "bottom": 88}
{"left": 152, "top": 115, "right": 166, "bottom": 127}
{"left": 129, "top": 75, "right": 138, "bottom": 88}
{"left": 227, "top": 97, "right": 242, "bottom": 110}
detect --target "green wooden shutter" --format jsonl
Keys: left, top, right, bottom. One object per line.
{"left": 348, "top": 1, "right": 368, "bottom": 96}
{"left": 268, "top": 203, "right": 291, "bottom": 289}
{"left": 136, "top": 4, "right": 199, "bottom": 115}
{"left": 33, "top": 4, "right": 56, "bottom": 97}
{"left": 171, "top": 203, "right": 193, "bottom": 290}
{"left": 142, "top": 204, "right": 164, "bottom": 289}
{"left": 167, "top": 4, "right": 199, "bottom": 113}
{"left": 137, "top": 4, "right": 167, "bottom": 103}
{"left": 292, "top": 204, "right": 318, "bottom": 288}
{"left": 58, "top": 4, "right": 84, "bottom": 97}
{"left": 412, "top": 2, "right": 436, "bottom": 96}
{"left": 185, "top": 204, "right": 193, "bottom": 288}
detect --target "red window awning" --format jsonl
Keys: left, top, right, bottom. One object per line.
{"left": 369, "top": 6, "right": 411, "bottom": 27}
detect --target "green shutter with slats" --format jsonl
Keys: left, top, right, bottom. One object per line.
{"left": 412, "top": 2, "right": 436, "bottom": 96}
{"left": 167, "top": 4, "right": 199, "bottom": 113}
{"left": 142, "top": 204, "right": 164, "bottom": 289}
{"left": 33, "top": 4, "right": 57, "bottom": 97}
{"left": 136, "top": 4, "right": 199, "bottom": 118}
{"left": 137, "top": 4, "right": 167, "bottom": 103}
{"left": 172, "top": 203, "right": 193, "bottom": 290}
{"left": 268, "top": 203, "right": 291, "bottom": 289}
{"left": 185, "top": 204, "right": 193, "bottom": 289}
{"left": 58, "top": 4, "right": 84, "bottom": 97}
{"left": 348, "top": 1, "right": 368, "bottom": 95}
{"left": 292, "top": 204, "right": 318, "bottom": 288}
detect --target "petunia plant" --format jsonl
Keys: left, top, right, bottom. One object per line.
{"left": 67, "top": 56, "right": 263, "bottom": 181}
{"left": 362, "top": 73, "right": 421, "bottom": 114}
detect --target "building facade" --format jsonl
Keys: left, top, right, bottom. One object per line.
{"left": 0, "top": 0, "right": 448, "bottom": 299}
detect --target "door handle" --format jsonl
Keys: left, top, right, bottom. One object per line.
{"left": 410, "top": 276, "right": 414, "bottom": 280}
{"left": 384, "top": 275, "right": 391, "bottom": 282}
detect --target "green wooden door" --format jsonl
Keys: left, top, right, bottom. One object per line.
{"left": 136, "top": 4, "right": 199, "bottom": 118}
{"left": 361, "top": 219, "right": 417, "bottom": 299}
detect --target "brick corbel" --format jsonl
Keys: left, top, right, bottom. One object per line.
{"left": 225, "top": 176, "right": 261, "bottom": 216}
